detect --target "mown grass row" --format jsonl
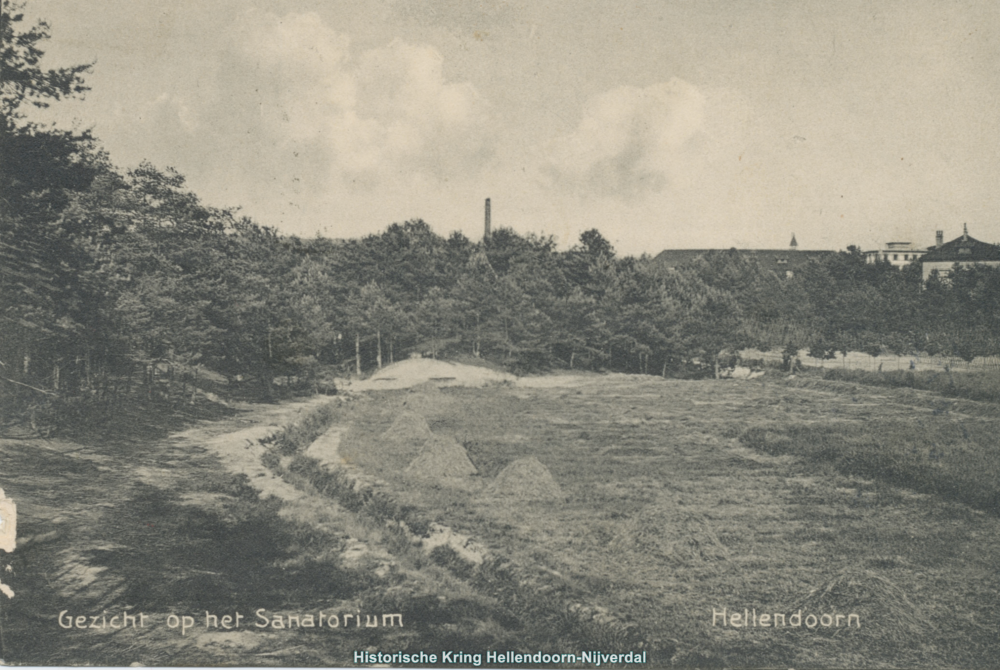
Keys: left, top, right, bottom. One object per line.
{"left": 740, "top": 419, "right": 1000, "bottom": 515}
{"left": 810, "top": 367, "right": 1000, "bottom": 404}
{"left": 259, "top": 402, "right": 667, "bottom": 663}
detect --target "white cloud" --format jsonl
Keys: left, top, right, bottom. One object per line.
{"left": 542, "top": 78, "right": 706, "bottom": 199}
{"left": 150, "top": 93, "right": 198, "bottom": 133}
{"left": 229, "top": 10, "right": 493, "bottom": 184}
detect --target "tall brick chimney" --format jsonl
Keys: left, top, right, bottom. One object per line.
{"left": 936, "top": 230, "right": 943, "bottom": 248}
{"left": 484, "top": 198, "right": 491, "bottom": 241}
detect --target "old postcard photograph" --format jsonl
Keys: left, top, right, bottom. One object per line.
{"left": 2, "top": 0, "right": 1000, "bottom": 667}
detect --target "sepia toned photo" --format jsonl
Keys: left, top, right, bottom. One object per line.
{"left": 2, "top": 1, "right": 1000, "bottom": 667}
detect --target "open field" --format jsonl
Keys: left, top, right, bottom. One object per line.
{"left": 800, "top": 366, "right": 1000, "bottom": 405}
{"left": 323, "top": 371, "right": 1000, "bottom": 667}
{"left": 3, "top": 368, "right": 1000, "bottom": 667}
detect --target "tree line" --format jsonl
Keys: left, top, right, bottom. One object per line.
{"left": 4, "top": 0, "right": 1000, "bottom": 426}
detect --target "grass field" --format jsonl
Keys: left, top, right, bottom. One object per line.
{"left": 807, "top": 365, "right": 1000, "bottom": 404}
{"left": 319, "top": 372, "right": 1000, "bottom": 668}
{"left": 4, "top": 372, "right": 1000, "bottom": 667}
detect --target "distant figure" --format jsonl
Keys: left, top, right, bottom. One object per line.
{"left": 909, "top": 360, "right": 915, "bottom": 370}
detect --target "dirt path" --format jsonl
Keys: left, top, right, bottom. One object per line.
{"left": 0, "top": 398, "right": 405, "bottom": 666}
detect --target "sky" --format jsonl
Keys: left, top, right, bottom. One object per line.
{"left": 18, "top": 0, "right": 1000, "bottom": 255}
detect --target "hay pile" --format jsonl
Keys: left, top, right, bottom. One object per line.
{"left": 486, "top": 457, "right": 564, "bottom": 501}
{"left": 405, "top": 435, "right": 478, "bottom": 479}
{"left": 611, "top": 508, "right": 729, "bottom": 564}
{"left": 794, "top": 568, "right": 934, "bottom": 642}
{"left": 382, "top": 411, "right": 434, "bottom": 447}
{"left": 397, "top": 384, "right": 449, "bottom": 415}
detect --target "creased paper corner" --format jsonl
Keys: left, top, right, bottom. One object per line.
{"left": 0, "top": 488, "right": 16, "bottom": 598}
{"left": 0, "top": 488, "right": 15, "bottom": 554}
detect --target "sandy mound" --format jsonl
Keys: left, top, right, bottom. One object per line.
{"left": 382, "top": 411, "right": 434, "bottom": 446}
{"left": 516, "top": 374, "right": 601, "bottom": 388}
{"left": 352, "top": 358, "right": 514, "bottom": 390}
{"left": 486, "top": 457, "right": 563, "bottom": 500}
{"left": 405, "top": 435, "right": 478, "bottom": 479}
{"left": 612, "top": 509, "right": 729, "bottom": 564}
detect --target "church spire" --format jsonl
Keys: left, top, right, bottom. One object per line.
{"left": 790, "top": 233, "right": 798, "bottom": 249}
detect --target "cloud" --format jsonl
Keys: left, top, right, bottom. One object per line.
{"left": 542, "top": 78, "right": 706, "bottom": 199}
{"left": 235, "top": 11, "right": 355, "bottom": 142}
{"left": 148, "top": 93, "right": 199, "bottom": 133}
{"left": 223, "top": 10, "right": 493, "bottom": 185}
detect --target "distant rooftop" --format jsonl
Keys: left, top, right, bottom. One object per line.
{"left": 922, "top": 227, "right": 1000, "bottom": 263}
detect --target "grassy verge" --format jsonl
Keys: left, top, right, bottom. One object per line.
{"left": 261, "top": 401, "right": 340, "bottom": 455}
{"left": 807, "top": 366, "right": 1000, "bottom": 404}
{"left": 740, "top": 419, "right": 1000, "bottom": 515}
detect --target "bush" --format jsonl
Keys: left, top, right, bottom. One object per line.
{"left": 261, "top": 402, "right": 338, "bottom": 455}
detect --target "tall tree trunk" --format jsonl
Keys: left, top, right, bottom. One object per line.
{"left": 376, "top": 329, "right": 382, "bottom": 369}
{"left": 259, "top": 361, "right": 275, "bottom": 401}
{"left": 389, "top": 337, "right": 394, "bottom": 365}
{"left": 355, "top": 333, "right": 361, "bottom": 376}
{"left": 662, "top": 359, "right": 668, "bottom": 378}
{"left": 52, "top": 362, "right": 60, "bottom": 391}
{"left": 570, "top": 351, "right": 575, "bottom": 369}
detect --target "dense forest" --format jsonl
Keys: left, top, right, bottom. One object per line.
{"left": 3, "top": 0, "right": 1000, "bottom": 429}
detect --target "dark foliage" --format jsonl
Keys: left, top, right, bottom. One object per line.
{"left": 5, "top": 0, "right": 1000, "bottom": 431}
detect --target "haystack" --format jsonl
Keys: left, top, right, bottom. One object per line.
{"left": 612, "top": 508, "right": 729, "bottom": 564}
{"left": 794, "top": 568, "right": 933, "bottom": 642}
{"left": 382, "top": 412, "right": 433, "bottom": 447}
{"left": 397, "top": 383, "right": 447, "bottom": 415}
{"left": 486, "top": 457, "right": 563, "bottom": 501}
{"left": 405, "top": 435, "right": 478, "bottom": 479}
